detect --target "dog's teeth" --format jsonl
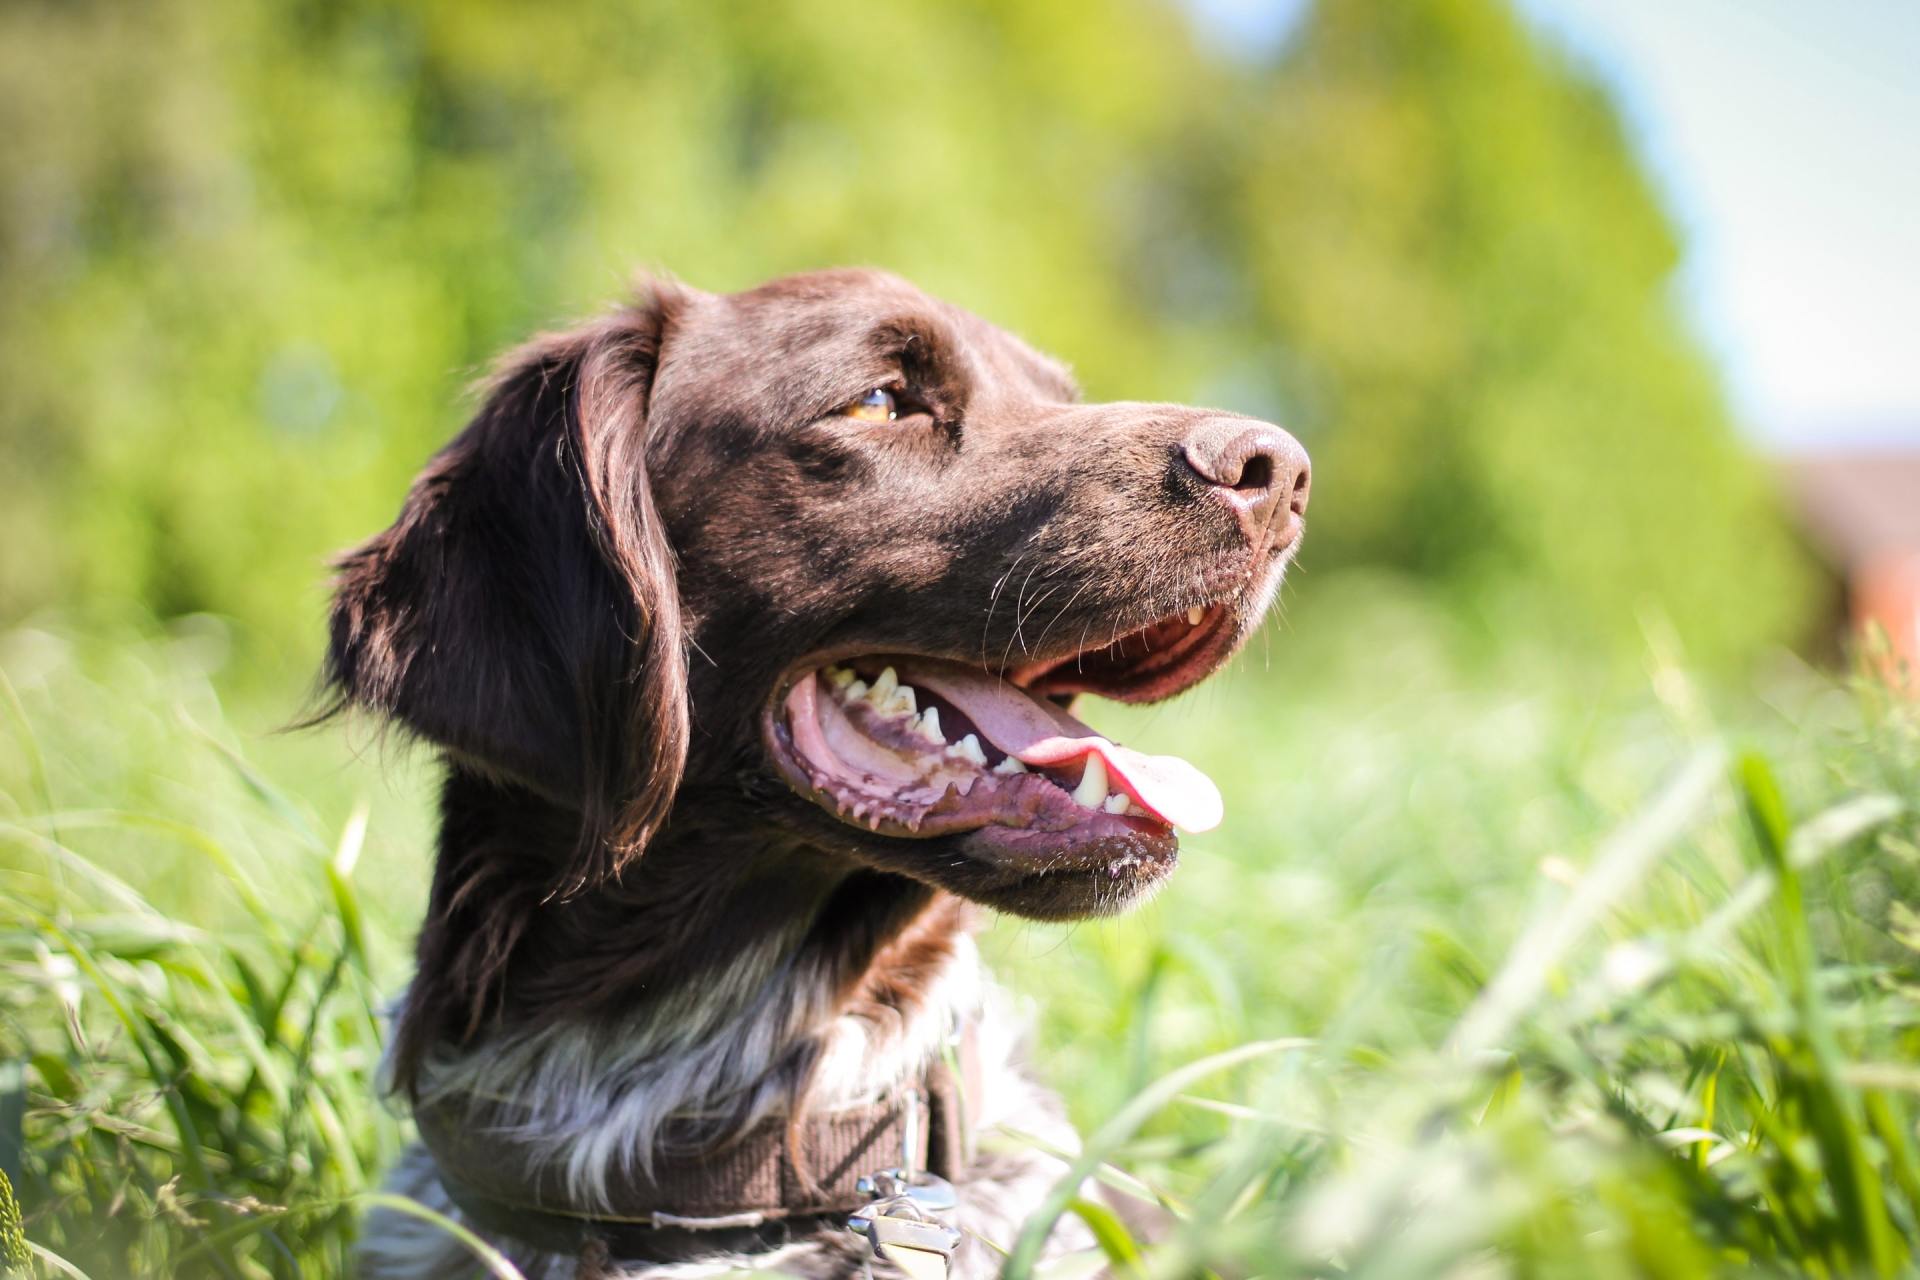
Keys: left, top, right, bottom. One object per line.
{"left": 992, "top": 756, "right": 1029, "bottom": 776}
{"left": 947, "top": 733, "right": 988, "bottom": 767}
{"left": 1103, "top": 792, "right": 1131, "bottom": 814}
{"left": 843, "top": 679, "right": 869, "bottom": 703}
{"left": 1071, "top": 753, "right": 1109, "bottom": 809}
{"left": 1187, "top": 605, "right": 1205, "bottom": 625}
{"left": 824, "top": 665, "right": 855, "bottom": 690}
{"left": 868, "top": 666, "right": 918, "bottom": 716}
{"left": 914, "top": 706, "right": 945, "bottom": 744}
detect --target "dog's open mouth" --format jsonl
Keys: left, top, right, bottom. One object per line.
{"left": 767, "top": 602, "right": 1239, "bottom": 848}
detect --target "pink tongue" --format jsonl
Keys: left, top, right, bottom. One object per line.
{"left": 905, "top": 662, "right": 1223, "bottom": 833}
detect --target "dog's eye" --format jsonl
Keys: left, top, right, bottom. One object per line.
{"left": 840, "top": 388, "right": 897, "bottom": 422}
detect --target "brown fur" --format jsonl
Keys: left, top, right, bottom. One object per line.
{"left": 324, "top": 268, "right": 1307, "bottom": 1271}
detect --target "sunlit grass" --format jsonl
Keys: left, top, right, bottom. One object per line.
{"left": 3, "top": 604, "right": 1916, "bottom": 1278}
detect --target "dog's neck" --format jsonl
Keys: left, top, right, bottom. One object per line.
{"left": 393, "top": 768, "right": 981, "bottom": 1209}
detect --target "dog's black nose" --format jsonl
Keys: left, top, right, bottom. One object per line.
{"left": 1181, "top": 417, "right": 1311, "bottom": 537}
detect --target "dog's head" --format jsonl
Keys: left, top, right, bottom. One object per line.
{"left": 327, "top": 268, "right": 1308, "bottom": 930}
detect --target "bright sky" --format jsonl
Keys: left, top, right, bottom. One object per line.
{"left": 1516, "top": 0, "right": 1920, "bottom": 449}
{"left": 1185, "top": 0, "right": 1920, "bottom": 449}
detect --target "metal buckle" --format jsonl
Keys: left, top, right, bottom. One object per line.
{"left": 848, "top": 1198, "right": 962, "bottom": 1252}
{"left": 849, "top": 1195, "right": 960, "bottom": 1280}
{"left": 856, "top": 1167, "right": 959, "bottom": 1213}
{"left": 848, "top": 1084, "right": 960, "bottom": 1278}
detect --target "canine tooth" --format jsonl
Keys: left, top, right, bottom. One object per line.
{"left": 1103, "top": 792, "right": 1131, "bottom": 814}
{"left": 1071, "top": 753, "right": 1109, "bottom": 809}
{"left": 947, "top": 733, "right": 988, "bottom": 768}
{"left": 871, "top": 666, "right": 899, "bottom": 704}
{"left": 992, "top": 756, "right": 1029, "bottom": 776}
{"left": 915, "top": 706, "right": 945, "bottom": 744}
{"left": 843, "top": 679, "right": 869, "bottom": 703}
{"left": 1187, "top": 605, "right": 1205, "bottom": 625}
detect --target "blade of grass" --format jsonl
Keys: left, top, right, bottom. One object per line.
{"left": 359, "top": 1192, "right": 528, "bottom": 1280}
{"left": 1447, "top": 748, "right": 1724, "bottom": 1059}
{"left": 27, "top": 1240, "right": 96, "bottom": 1280}
{"left": 1004, "top": 1039, "right": 1312, "bottom": 1278}
{"left": 1740, "top": 754, "right": 1903, "bottom": 1276}
{"left": 1065, "top": 1197, "right": 1144, "bottom": 1275}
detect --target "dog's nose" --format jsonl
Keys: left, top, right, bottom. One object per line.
{"left": 1180, "top": 417, "right": 1311, "bottom": 536}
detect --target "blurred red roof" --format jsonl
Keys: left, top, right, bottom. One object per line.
{"left": 1787, "top": 452, "right": 1920, "bottom": 564}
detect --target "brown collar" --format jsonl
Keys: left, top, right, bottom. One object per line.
{"left": 413, "top": 1035, "right": 979, "bottom": 1265}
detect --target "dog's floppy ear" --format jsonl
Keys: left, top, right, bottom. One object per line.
{"left": 324, "top": 284, "right": 688, "bottom": 897}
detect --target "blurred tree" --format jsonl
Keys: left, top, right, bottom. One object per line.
{"left": 0, "top": 0, "right": 1222, "bottom": 686}
{"left": 0, "top": 0, "right": 1815, "bottom": 684}
{"left": 1229, "top": 0, "right": 1819, "bottom": 662}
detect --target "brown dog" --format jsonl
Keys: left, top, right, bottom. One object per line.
{"left": 331, "top": 269, "right": 1308, "bottom": 1278}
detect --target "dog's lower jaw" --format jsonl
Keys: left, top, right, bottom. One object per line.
{"left": 355, "top": 902, "right": 1091, "bottom": 1278}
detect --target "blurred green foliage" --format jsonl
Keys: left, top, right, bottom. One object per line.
{"left": 1247, "top": 0, "right": 1819, "bottom": 657}
{"left": 6, "top": 605, "right": 1917, "bottom": 1277}
{"left": 0, "top": 0, "right": 1818, "bottom": 687}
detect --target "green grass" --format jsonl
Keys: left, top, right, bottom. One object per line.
{"left": 3, "top": 596, "right": 1918, "bottom": 1278}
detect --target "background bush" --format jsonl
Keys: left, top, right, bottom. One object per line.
{"left": 1, "top": 0, "right": 1817, "bottom": 680}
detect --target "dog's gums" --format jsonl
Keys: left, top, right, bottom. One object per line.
{"left": 767, "top": 599, "right": 1239, "bottom": 861}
